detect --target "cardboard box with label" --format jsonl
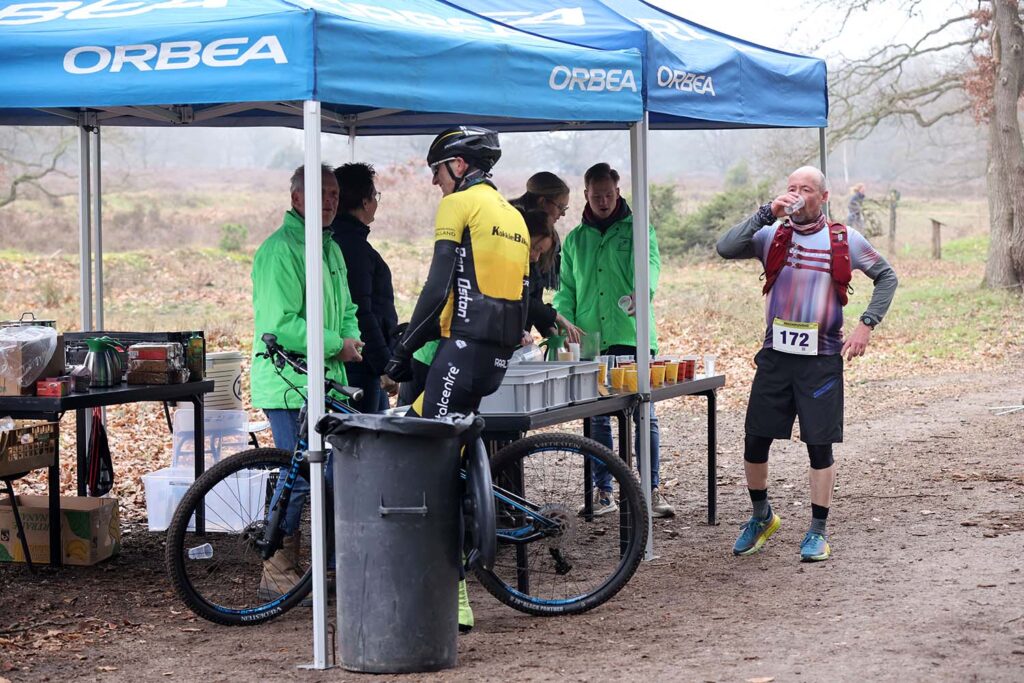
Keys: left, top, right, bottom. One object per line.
{"left": 0, "top": 333, "right": 65, "bottom": 396}
{"left": 0, "top": 495, "right": 120, "bottom": 566}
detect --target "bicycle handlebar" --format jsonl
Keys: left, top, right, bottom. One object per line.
{"left": 259, "top": 333, "right": 364, "bottom": 404}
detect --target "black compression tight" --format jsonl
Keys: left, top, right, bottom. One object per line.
{"left": 744, "top": 435, "right": 834, "bottom": 469}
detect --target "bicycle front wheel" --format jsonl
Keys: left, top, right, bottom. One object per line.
{"left": 474, "top": 433, "right": 649, "bottom": 616}
{"left": 164, "top": 447, "right": 313, "bottom": 626}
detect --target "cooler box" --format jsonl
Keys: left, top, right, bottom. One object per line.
{"left": 142, "top": 467, "right": 270, "bottom": 532}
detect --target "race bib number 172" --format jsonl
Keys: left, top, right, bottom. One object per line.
{"left": 772, "top": 318, "right": 818, "bottom": 356}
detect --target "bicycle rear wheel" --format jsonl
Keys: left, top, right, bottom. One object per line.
{"left": 164, "top": 447, "right": 313, "bottom": 626}
{"left": 474, "top": 433, "right": 648, "bottom": 616}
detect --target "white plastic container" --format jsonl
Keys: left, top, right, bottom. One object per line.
{"left": 540, "top": 365, "right": 571, "bottom": 408}
{"left": 204, "top": 351, "right": 244, "bottom": 410}
{"left": 142, "top": 466, "right": 269, "bottom": 532}
{"left": 172, "top": 408, "right": 249, "bottom": 469}
{"left": 478, "top": 367, "right": 547, "bottom": 414}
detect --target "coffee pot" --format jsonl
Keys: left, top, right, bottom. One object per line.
{"left": 84, "top": 337, "right": 123, "bottom": 387}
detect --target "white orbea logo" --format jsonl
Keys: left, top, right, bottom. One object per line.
{"left": 549, "top": 66, "right": 637, "bottom": 92}
{"left": 656, "top": 66, "right": 716, "bottom": 96}
{"left": 63, "top": 35, "right": 287, "bottom": 75}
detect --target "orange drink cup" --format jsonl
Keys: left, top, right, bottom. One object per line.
{"left": 665, "top": 361, "right": 679, "bottom": 382}
{"left": 610, "top": 367, "right": 625, "bottom": 389}
{"left": 624, "top": 368, "right": 638, "bottom": 392}
{"left": 597, "top": 364, "right": 607, "bottom": 385}
{"left": 650, "top": 364, "right": 665, "bottom": 386}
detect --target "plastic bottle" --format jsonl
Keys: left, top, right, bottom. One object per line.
{"left": 187, "top": 543, "right": 214, "bottom": 560}
{"left": 187, "top": 334, "right": 204, "bottom": 381}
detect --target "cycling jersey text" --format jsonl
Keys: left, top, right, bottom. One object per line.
{"left": 437, "top": 365, "right": 460, "bottom": 416}
{"left": 492, "top": 226, "right": 527, "bottom": 243}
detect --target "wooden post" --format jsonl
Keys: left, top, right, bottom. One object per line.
{"left": 931, "top": 219, "right": 942, "bottom": 260}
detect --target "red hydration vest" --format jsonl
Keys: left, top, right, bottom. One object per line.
{"left": 762, "top": 220, "right": 853, "bottom": 306}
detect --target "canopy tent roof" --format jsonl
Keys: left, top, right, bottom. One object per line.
{"left": 448, "top": 0, "right": 829, "bottom": 129}
{"left": 0, "top": 0, "right": 644, "bottom": 132}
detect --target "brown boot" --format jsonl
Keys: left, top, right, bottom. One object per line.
{"left": 258, "top": 533, "right": 309, "bottom": 603}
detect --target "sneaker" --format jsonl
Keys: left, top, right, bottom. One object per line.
{"left": 800, "top": 532, "right": 831, "bottom": 562}
{"left": 732, "top": 512, "right": 781, "bottom": 556}
{"left": 650, "top": 488, "right": 675, "bottom": 518}
{"left": 577, "top": 490, "right": 618, "bottom": 517}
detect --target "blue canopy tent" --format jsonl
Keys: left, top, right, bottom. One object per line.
{"left": 0, "top": 0, "right": 644, "bottom": 669}
{"left": 448, "top": 0, "right": 829, "bottom": 554}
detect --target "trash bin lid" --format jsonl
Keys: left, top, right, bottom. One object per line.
{"left": 317, "top": 411, "right": 483, "bottom": 440}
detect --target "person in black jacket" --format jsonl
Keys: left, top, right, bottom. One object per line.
{"left": 330, "top": 162, "right": 398, "bottom": 412}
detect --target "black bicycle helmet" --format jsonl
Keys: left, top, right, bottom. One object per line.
{"left": 426, "top": 126, "right": 501, "bottom": 173}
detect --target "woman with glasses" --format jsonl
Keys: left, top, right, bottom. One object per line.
{"left": 329, "top": 162, "right": 399, "bottom": 412}
{"left": 511, "top": 172, "right": 581, "bottom": 343}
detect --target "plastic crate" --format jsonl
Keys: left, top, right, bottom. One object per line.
{"left": 171, "top": 409, "right": 250, "bottom": 469}
{"left": 0, "top": 420, "right": 58, "bottom": 478}
{"left": 478, "top": 367, "right": 547, "bottom": 415}
{"left": 540, "top": 365, "right": 572, "bottom": 409}
{"left": 142, "top": 466, "right": 270, "bottom": 532}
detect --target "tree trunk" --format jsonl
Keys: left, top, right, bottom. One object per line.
{"left": 983, "top": 0, "right": 1024, "bottom": 292}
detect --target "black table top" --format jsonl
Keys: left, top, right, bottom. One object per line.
{"left": 0, "top": 381, "right": 215, "bottom": 418}
{"left": 481, "top": 374, "right": 725, "bottom": 433}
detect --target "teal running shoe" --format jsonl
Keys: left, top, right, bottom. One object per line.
{"left": 732, "top": 512, "right": 781, "bottom": 556}
{"left": 800, "top": 532, "right": 831, "bottom": 562}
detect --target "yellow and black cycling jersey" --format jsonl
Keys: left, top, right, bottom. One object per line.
{"left": 400, "top": 182, "right": 530, "bottom": 353}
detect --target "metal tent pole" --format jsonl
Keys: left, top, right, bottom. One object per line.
{"left": 819, "top": 128, "right": 829, "bottom": 218}
{"left": 301, "top": 100, "right": 332, "bottom": 671}
{"left": 78, "top": 125, "right": 92, "bottom": 331}
{"left": 629, "top": 113, "right": 655, "bottom": 561}
{"left": 91, "top": 127, "right": 104, "bottom": 329}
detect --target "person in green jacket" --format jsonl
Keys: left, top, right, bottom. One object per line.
{"left": 553, "top": 162, "right": 674, "bottom": 518}
{"left": 252, "top": 163, "right": 364, "bottom": 600}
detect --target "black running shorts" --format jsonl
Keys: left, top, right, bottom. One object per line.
{"left": 744, "top": 348, "right": 844, "bottom": 444}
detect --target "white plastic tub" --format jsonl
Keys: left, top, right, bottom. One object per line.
{"left": 142, "top": 466, "right": 269, "bottom": 532}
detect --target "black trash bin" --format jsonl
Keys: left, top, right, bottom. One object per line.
{"left": 318, "top": 411, "right": 479, "bottom": 674}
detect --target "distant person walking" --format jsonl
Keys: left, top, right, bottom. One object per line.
{"left": 847, "top": 183, "right": 866, "bottom": 231}
{"left": 716, "top": 166, "right": 897, "bottom": 563}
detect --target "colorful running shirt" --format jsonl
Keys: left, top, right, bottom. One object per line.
{"left": 751, "top": 222, "right": 882, "bottom": 354}
{"left": 434, "top": 183, "right": 530, "bottom": 344}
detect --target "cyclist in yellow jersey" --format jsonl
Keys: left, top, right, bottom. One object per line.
{"left": 386, "top": 127, "right": 530, "bottom": 420}
{"left": 384, "top": 126, "right": 529, "bottom": 634}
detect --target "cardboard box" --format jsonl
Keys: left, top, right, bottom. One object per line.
{"left": 0, "top": 495, "right": 120, "bottom": 566}
{"left": 0, "top": 333, "right": 65, "bottom": 396}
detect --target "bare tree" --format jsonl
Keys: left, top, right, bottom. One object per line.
{"left": 818, "top": 0, "right": 1023, "bottom": 291}
{"left": 0, "top": 128, "right": 73, "bottom": 209}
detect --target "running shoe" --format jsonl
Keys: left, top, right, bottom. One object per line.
{"left": 800, "top": 532, "right": 831, "bottom": 562}
{"left": 577, "top": 490, "right": 618, "bottom": 517}
{"left": 732, "top": 512, "right": 781, "bottom": 556}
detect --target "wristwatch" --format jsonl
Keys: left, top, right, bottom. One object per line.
{"left": 859, "top": 314, "right": 877, "bottom": 329}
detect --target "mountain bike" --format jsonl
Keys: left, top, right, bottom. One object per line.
{"left": 165, "top": 334, "right": 649, "bottom": 625}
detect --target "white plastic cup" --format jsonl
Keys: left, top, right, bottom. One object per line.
{"left": 703, "top": 354, "right": 717, "bottom": 376}
{"left": 568, "top": 342, "right": 580, "bottom": 361}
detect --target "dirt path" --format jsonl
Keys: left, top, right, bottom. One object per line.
{"left": 3, "top": 368, "right": 1023, "bottom": 682}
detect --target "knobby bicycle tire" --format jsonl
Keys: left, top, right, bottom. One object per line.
{"left": 165, "top": 447, "right": 314, "bottom": 626}
{"left": 473, "top": 432, "right": 649, "bottom": 616}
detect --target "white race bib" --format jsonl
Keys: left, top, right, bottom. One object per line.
{"left": 772, "top": 318, "right": 818, "bottom": 356}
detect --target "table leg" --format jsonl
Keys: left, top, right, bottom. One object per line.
{"left": 75, "top": 409, "right": 87, "bottom": 496}
{"left": 49, "top": 417, "right": 62, "bottom": 566}
{"left": 191, "top": 396, "right": 205, "bottom": 534}
{"left": 582, "top": 418, "right": 593, "bottom": 518}
{"left": 511, "top": 455, "right": 529, "bottom": 596}
{"left": 617, "top": 409, "right": 633, "bottom": 558}
{"left": 705, "top": 389, "right": 718, "bottom": 526}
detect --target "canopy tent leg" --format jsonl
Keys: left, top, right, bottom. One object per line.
{"left": 629, "top": 114, "right": 655, "bottom": 561}
{"left": 78, "top": 125, "right": 92, "bottom": 332}
{"left": 819, "top": 127, "right": 829, "bottom": 218}
{"left": 91, "top": 126, "right": 104, "bottom": 329}
{"left": 301, "top": 100, "right": 332, "bottom": 671}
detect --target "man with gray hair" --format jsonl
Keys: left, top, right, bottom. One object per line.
{"left": 717, "top": 165, "right": 898, "bottom": 562}
{"left": 251, "top": 163, "right": 363, "bottom": 599}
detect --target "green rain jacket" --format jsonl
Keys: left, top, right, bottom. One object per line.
{"left": 553, "top": 212, "right": 660, "bottom": 353}
{"left": 251, "top": 209, "right": 361, "bottom": 409}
